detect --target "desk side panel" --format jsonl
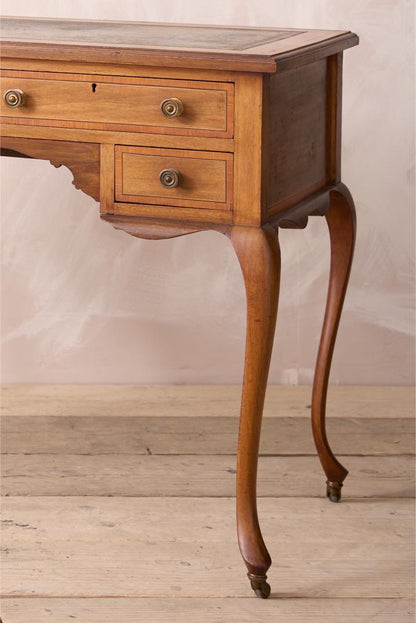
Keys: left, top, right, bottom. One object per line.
{"left": 266, "top": 57, "right": 338, "bottom": 218}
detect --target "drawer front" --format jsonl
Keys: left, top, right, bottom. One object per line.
{"left": 115, "top": 146, "right": 233, "bottom": 211}
{"left": 0, "top": 71, "right": 234, "bottom": 137}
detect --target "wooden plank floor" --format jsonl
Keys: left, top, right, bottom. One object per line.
{"left": 1, "top": 385, "right": 414, "bottom": 622}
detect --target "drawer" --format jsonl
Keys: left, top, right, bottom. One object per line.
{"left": 115, "top": 145, "right": 233, "bottom": 211}
{"left": 0, "top": 71, "right": 234, "bottom": 137}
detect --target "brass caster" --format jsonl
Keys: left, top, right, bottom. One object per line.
{"left": 326, "top": 480, "right": 342, "bottom": 503}
{"left": 248, "top": 573, "right": 271, "bottom": 599}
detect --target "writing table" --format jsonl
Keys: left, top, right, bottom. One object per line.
{"left": 0, "top": 16, "right": 359, "bottom": 598}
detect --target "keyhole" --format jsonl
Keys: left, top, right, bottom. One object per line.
{"left": 91, "top": 83, "right": 97, "bottom": 93}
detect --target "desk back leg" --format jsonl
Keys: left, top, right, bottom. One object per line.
{"left": 311, "top": 183, "right": 357, "bottom": 502}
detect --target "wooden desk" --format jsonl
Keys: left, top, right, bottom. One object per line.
{"left": 0, "top": 16, "right": 359, "bottom": 599}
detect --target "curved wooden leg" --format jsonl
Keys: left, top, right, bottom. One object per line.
{"left": 230, "top": 225, "right": 281, "bottom": 598}
{"left": 311, "top": 183, "right": 356, "bottom": 502}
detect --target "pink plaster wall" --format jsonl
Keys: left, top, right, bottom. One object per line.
{"left": 1, "top": 0, "right": 414, "bottom": 384}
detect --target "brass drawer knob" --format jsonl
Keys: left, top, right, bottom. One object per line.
{"left": 159, "top": 168, "right": 182, "bottom": 189}
{"left": 160, "top": 97, "right": 184, "bottom": 118}
{"left": 3, "top": 88, "right": 26, "bottom": 108}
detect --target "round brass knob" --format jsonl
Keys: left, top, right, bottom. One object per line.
{"left": 160, "top": 97, "right": 184, "bottom": 118}
{"left": 3, "top": 88, "right": 26, "bottom": 108}
{"left": 159, "top": 168, "right": 182, "bottom": 189}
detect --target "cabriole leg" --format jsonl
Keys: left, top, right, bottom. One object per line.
{"left": 311, "top": 184, "right": 357, "bottom": 502}
{"left": 230, "top": 225, "right": 281, "bottom": 598}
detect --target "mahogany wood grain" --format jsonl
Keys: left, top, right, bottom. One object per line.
{"left": 327, "top": 53, "right": 343, "bottom": 184}
{"left": 101, "top": 214, "right": 217, "bottom": 241}
{"left": 0, "top": 57, "right": 239, "bottom": 83}
{"left": 0, "top": 70, "right": 234, "bottom": 138}
{"left": 111, "top": 202, "right": 233, "bottom": 225}
{"left": 0, "top": 122, "right": 234, "bottom": 153}
{"left": 266, "top": 59, "right": 329, "bottom": 218}
{"left": 0, "top": 135, "right": 100, "bottom": 201}
{"left": 229, "top": 225, "right": 281, "bottom": 596}
{"left": 100, "top": 144, "right": 114, "bottom": 214}
{"left": 109, "top": 185, "right": 334, "bottom": 236}
{"left": 233, "top": 72, "right": 265, "bottom": 226}
{"left": 115, "top": 146, "right": 233, "bottom": 211}
{"left": 268, "top": 33, "right": 358, "bottom": 73}
{"left": 270, "top": 186, "right": 331, "bottom": 230}
{"left": 311, "top": 184, "right": 356, "bottom": 501}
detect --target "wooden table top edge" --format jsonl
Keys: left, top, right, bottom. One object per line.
{"left": 0, "top": 16, "right": 358, "bottom": 73}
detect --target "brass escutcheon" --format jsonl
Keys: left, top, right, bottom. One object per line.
{"left": 160, "top": 97, "right": 184, "bottom": 118}
{"left": 159, "top": 168, "right": 182, "bottom": 189}
{"left": 3, "top": 88, "right": 26, "bottom": 108}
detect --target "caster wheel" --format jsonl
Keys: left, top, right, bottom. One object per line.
{"left": 248, "top": 573, "right": 271, "bottom": 599}
{"left": 326, "top": 480, "right": 342, "bottom": 503}
{"left": 328, "top": 492, "right": 341, "bottom": 503}
{"left": 253, "top": 582, "right": 271, "bottom": 599}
